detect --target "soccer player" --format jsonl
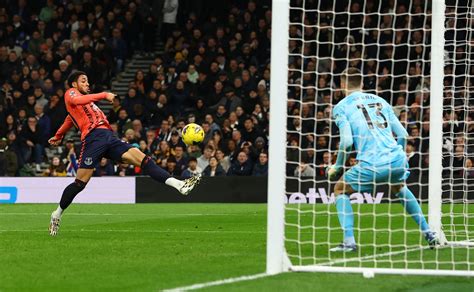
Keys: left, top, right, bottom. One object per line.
{"left": 48, "top": 71, "right": 201, "bottom": 236}
{"left": 327, "top": 67, "right": 438, "bottom": 252}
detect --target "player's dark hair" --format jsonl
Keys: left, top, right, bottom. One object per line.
{"left": 341, "top": 67, "right": 362, "bottom": 89}
{"left": 67, "top": 71, "right": 87, "bottom": 87}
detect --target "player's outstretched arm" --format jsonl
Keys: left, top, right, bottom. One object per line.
{"left": 48, "top": 115, "right": 74, "bottom": 146}
{"left": 68, "top": 91, "right": 116, "bottom": 105}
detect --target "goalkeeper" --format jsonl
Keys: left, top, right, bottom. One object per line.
{"left": 327, "top": 67, "right": 439, "bottom": 252}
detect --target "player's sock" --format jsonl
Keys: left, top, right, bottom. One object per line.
{"left": 165, "top": 177, "right": 185, "bottom": 190}
{"left": 141, "top": 156, "right": 171, "bottom": 182}
{"left": 335, "top": 194, "right": 355, "bottom": 245}
{"left": 140, "top": 156, "right": 178, "bottom": 186}
{"left": 59, "top": 179, "right": 87, "bottom": 211}
{"left": 396, "top": 186, "right": 430, "bottom": 233}
{"left": 52, "top": 206, "right": 63, "bottom": 218}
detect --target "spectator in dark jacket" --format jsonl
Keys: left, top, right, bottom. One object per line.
{"left": 227, "top": 151, "right": 253, "bottom": 176}
{"left": 252, "top": 152, "right": 268, "bottom": 176}
{"left": 0, "top": 138, "right": 18, "bottom": 176}
{"left": 107, "top": 28, "right": 127, "bottom": 74}
{"left": 202, "top": 156, "right": 226, "bottom": 177}
{"left": 20, "top": 116, "right": 43, "bottom": 164}
{"left": 94, "top": 158, "right": 115, "bottom": 176}
{"left": 34, "top": 104, "right": 50, "bottom": 146}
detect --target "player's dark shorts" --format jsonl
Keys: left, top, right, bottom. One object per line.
{"left": 78, "top": 128, "right": 132, "bottom": 169}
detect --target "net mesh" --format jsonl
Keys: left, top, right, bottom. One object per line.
{"left": 284, "top": 0, "right": 473, "bottom": 271}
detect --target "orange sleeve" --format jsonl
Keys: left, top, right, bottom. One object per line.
{"left": 66, "top": 90, "right": 107, "bottom": 105}
{"left": 54, "top": 115, "right": 74, "bottom": 139}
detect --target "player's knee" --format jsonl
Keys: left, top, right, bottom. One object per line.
{"left": 74, "top": 179, "right": 87, "bottom": 190}
{"left": 334, "top": 182, "right": 345, "bottom": 195}
{"left": 122, "top": 148, "right": 145, "bottom": 166}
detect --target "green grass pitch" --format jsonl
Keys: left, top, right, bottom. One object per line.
{"left": 0, "top": 204, "right": 472, "bottom": 291}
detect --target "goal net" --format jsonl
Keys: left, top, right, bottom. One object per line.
{"left": 267, "top": 0, "right": 474, "bottom": 276}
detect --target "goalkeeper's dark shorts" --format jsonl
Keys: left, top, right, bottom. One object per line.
{"left": 343, "top": 157, "right": 410, "bottom": 193}
{"left": 78, "top": 128, "right": 132, "bottom": 169}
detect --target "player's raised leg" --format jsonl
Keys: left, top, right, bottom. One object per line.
{"left": 391, "top": 184, "right": 439, "bottom": 248}
{"left": 120, "top": 147, "right": 201, "bottom": 195}
{"left": 49, "top": 168, "right": 93, "bottom": 236}
{"left": 330, "top": 179, "right": 357, "bottom": 252}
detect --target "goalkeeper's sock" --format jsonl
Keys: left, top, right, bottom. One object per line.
{"left": 58, "top": 179, "right": 87, "bottom": 211}
{"left": 141, "top": 156, "right": 171, "bottom": 183}
{"left": 335, "top": 194, "right": 355, "bottom": 245}
{"left": 396, "top": 186, "right": 430, "bottom": 233}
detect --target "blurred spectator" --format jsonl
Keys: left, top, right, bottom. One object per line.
{"left": 34, "top": 104, "right": 50, "bottom": 145}
{"left": 215, "top": 148, "right": 231, "bottom": 172}
{"left": 94, "top": 158, "right": 114, "bottom": 176}
{"left": 161, "top": 0, "right": 179, "bottom": 43}
{"left": 202, "top": 156, "right": 226, "bottom": 177}
{"left": 115, "top": 163, "right": 135, "bottom": 176}
{"left": 107, "top": 28, "right": 127, "bottom": 74}
{"left": 0, "top": 137, "right": 18, "bottom": 176}
{"left": 20, "top": 116, "right": 43, "bottom": 164}
{"left": 464, "top": 159, "right": 474, "bottom": 178}
{"left": 227, "top": 151, "right": 253, "bottom": 176}
{"left": 174, "top": 145, "right": 187, "bottom": 174}
{"left": 42, "top": 156, "right": 66, "bottom": 177}
{"left": 182, "top": 157, "right": 202, "bottom": 178}
{"left": 252, "top": 152, "right": 268, "bottom": 176}
{"left": 165, "top": 156, "right": 181, "bottom": 176}
{"left": 295, "top": 162, "right": 315, "bottom": 177}
{"left": 197, "top": 145, "right": 215, "bottom": 170}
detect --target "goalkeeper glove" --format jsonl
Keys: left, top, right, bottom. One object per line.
{"left": 326, "top": 165, "right": 342, "bottom": 181}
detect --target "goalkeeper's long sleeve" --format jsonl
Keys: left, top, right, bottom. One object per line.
{"left": 390, "top": 115, "right": 409, "bottom": 151}
{"left": 335, "top": 122, "right": 353, "bottom": 169}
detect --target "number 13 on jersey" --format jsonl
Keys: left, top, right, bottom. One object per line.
{"left": 357, "top": 103, "right": 388, "bottom": 129}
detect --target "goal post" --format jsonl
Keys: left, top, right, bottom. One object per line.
{"left": 267, "top": 0, "right": 474, "bottom": 276}
{"left": 428, "top": 0, "right": 446, "bottom": 245}
{"left": 266, "top": 0, "right": 290, "bottom": 275}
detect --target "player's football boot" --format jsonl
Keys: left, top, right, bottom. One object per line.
{"left": 424, "top": 231, "right": 440, "bottom": 249}
{"left": 49, "top": 213, "right": 61, "bottom": 236}
{"left": 329, "top": 243, "right": 357, "bottom": 252}
{"left": 179, "top": 173, "right": 202, "bottom": 195}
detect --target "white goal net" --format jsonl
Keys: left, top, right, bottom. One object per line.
{"left": 267, "top": 0, "right": 474, "bottom": 276}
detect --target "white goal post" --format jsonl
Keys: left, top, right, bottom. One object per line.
{"left": 267, "top": 0, "right": 474, "bottom": 276}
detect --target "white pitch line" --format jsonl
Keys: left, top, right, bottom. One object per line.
{"left": 0, "top": 213, "right": 248, "bottom": 216}
{"left": 0, "top": 229, "right": 267, "bottom": 234}
{"left": 162, "top": 272, "right": 270, "bottom": 292}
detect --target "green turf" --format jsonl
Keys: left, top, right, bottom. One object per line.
{"left": 0, "top": 204, "right": 472, "bottom": 291}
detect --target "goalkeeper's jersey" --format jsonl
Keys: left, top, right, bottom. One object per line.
{"left": 332, "top": 91, "right": 406, "bottom": 166}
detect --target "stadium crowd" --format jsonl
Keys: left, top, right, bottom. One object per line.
{"left": 0, "top": 0, "right": 472, "bottom": 178}
{"left": 0, "top": 0, "right": 272, "bottom": 177}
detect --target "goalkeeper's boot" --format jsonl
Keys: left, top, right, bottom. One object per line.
{"left": 424, "top": 231, "right": 440, "bottom": 249}
{"left": 179, "top": 173, "right": 202, "bottom": 195}
{"left": 329, "top": 243, "right": 357, "bottom": 252}
{"left": 49, "top": 212, "right": 61, "bottom": 236}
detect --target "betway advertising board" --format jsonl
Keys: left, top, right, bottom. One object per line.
{"left": 0, "top": 178, "right": 135, "bottom": 204}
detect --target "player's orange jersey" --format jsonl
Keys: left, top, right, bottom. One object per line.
{"left": 55, "top": 88, "right": 111, "bottom": 141}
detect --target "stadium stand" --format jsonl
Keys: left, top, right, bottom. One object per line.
{"left": 0, "top": 0, "right": 272, "bottom": 177}
{"left": 2, "top": 0, "right": 464, "bottom": 178}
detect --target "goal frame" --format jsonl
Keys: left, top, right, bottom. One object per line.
{"left": 266, "top": 0, "right": 474, "bottom": 276}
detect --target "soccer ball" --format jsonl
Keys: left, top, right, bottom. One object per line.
{"left": 181, "top": 123, "right": 205, "bottom": 145}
